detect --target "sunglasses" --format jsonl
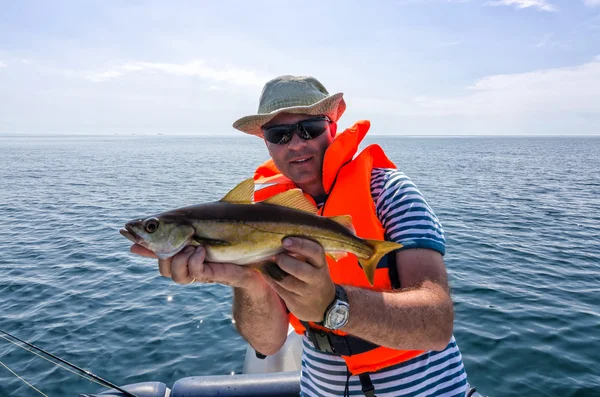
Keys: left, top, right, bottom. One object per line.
{"left": 262, "top": 116, "right": 332, "bottom": 145}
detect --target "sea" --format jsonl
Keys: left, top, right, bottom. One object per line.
{"left": 0, "top": 135, "right": 598, "bottom": 397}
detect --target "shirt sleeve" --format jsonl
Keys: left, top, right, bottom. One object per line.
{"left": 371, "top": 168, "right": 446, "bottom": 255}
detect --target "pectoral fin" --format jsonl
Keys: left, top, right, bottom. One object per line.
{"left": 259, "top": 261, "right": 289, "bottom": 281}
{"left": 192, "top": 236, "right": 230, "bottom": 246}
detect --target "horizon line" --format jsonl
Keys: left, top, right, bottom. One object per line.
{"left": 1, "top": 133, "right": 599, "bottom": 138}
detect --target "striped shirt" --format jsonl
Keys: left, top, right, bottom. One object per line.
{"left": 301, "top": 168, "right": 467, "bottom": 397}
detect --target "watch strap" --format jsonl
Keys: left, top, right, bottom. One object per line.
{"left": 335, "top": 284, "right": 348, "bottom": 304}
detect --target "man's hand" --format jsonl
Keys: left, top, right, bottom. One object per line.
{"left": 129, "top": 244, "right": 265, "bottom": 289}
{"left": 265, "top": 237, "right": 336, "bottom": 323}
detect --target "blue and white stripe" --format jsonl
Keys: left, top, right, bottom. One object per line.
{"left": 370, "top": 168, "right": 446, "bottom": 255}
{"left": 300, "top": 168, "right": 466, "bottom": 396}
{"left": 301, "top": 336, "right": 467, "bottom": 397}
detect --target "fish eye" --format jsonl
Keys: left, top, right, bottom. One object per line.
{"left": 144, "top": 218, "right": 159, "bottom": 233}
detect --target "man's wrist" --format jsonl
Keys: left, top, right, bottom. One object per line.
{"left": 319, "top": 284, "right": 350, "bottom": 330}
{"left": 234, "top": 273, "right": 272, "bottom": 296}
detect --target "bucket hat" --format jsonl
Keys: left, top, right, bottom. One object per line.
{"left": 233, "top": 75, "right": 346, "bottom": 137}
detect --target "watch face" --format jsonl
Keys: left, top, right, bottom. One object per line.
{"left": 327, "top": 302, "right": 349, "bottom": 329}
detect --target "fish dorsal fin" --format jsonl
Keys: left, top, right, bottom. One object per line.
{"left": 328, "top": 215, "right": 356, "bottom": 234}
{"left": 261, "top": 189, "right": 318, "bottom": 214}
{"left": 220, "top": 178, "right": 255, "bottom": 203}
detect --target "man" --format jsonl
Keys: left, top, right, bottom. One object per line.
{"left": 132, "top": 75, "right": 468, "bottom": 396}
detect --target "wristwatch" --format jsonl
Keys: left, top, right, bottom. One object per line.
{"left": 319, "top": 284, "right": 350, "bottom": 330}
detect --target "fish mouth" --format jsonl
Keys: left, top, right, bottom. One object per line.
{"left": 120, "top": 225, "right": 141, "bottom": 244}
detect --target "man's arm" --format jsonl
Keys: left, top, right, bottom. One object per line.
{"left": 340, "top": 168, "right": 453, "bottom": 350}
{"left": 232, "top": 280, "right": 290, "bottom": 356}
{"left": 341, "top": 248, "right": 453, "bottom": 351}
{"left": 265, "top": 238, "right": 453, "bottom": 352}
{"left": 130, "top": 244, "right": 290, "bottom": 355}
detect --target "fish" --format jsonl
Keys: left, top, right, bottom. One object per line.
{"left": 120, "top": 178, "right": 402, "bottom": 285}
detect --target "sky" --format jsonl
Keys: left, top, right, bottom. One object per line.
{"left": 0, "top": 0, "right": 599, "bottom": 136}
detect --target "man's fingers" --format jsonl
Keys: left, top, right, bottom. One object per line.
{"left": 158, "top": 258, "right": 172, "bottom": 278}
{"left": 130, "top": 244, "right": 157, "bottom": 258}
{"left": 275, "top": 254, "right": 314, "bottom": 283}
{"left": 189, "top": 246, "right": 206, "bottom": 266}
{"left": 188, "top": 247, "right": 210, "bottom": 280}
{"left": 282, "top": 237, "right": 326, "bottom": 268}
{"left": 131, "top": 243, "right": 270, "bottom": 288}
{"left": 201, "top": 261, "right": 261, "bottom": 286}
{"left": 266, "top": 276, "right": 301, "bottom": 304}
{"left": 272, "top": 274, "right": 307, "bottom": 295}
{"left": 130, "top": 243, "right": 176, "bottom": 280}
{"left": 171, "top": 246, "right": 196, "bottom": 283}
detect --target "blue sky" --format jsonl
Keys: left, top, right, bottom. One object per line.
{"left": 0, "top": 0, "right": 599, "bottom": 135}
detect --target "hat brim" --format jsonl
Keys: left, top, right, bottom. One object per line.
{"left": 232, "top": 93, "right": 346, "bottom": 138}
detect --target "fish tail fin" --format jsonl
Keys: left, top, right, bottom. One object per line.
{"left": 357, "top": 240, "right": 403, "bottom": 286}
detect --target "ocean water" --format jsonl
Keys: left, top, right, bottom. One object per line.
{"left": 0, "top": 135, "right": 599, "bottom": 397}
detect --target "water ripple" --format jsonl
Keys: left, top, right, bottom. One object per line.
{"left": 1, "top": 136, "right": 599, "bottom": 396}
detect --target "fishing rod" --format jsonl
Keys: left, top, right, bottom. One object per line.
{"left": 0, "top": 328, "right": 139, "bottom": 397}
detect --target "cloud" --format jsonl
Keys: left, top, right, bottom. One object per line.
{"left": 355, "top": 56, "right": 600, "bottom": 117}
{"left": 86, "top": 70, "right": 123, "bottom": 81}
{"left": 396, "top": 0, "right": 471, "bottom": 3}
{"left": 584, "top": 0, "right": 600, "bottom": 6}
{"left": 0, "top": 55, "right": 266, "bottom": 134}
{"left": 486, "top": 0, "right": 556, "bottom": 11}
{"left": 534, "top": 33, "right": 571, "bottom": 49}
{"left": 0, "top": 62, "right": 6, "bottom": 68}
{"left": 207, "top": 85, "right": 226, "bottom": 91}
{"left": 85, "top": 60, "right": 265, "bottom": 86}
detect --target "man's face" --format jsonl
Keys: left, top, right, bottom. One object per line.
{"left": 263, "top": 113, "right": 336, "bottom": 188}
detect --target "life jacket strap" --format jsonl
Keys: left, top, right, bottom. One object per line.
{"left": 301, "top": 320, "right": 379, "bottom": 396}
{"left": 359, "top": 373, "right": 376, "bottom": 397}
{"left": 302, "top": 323, "right": 379, "bottom": 356}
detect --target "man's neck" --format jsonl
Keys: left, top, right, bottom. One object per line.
{"left": 296, "top": 181, "right": 326, "bottom": 202}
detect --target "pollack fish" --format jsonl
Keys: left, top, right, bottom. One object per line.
{"left": 120, "top": 179, "right": 402, "bottom": 285}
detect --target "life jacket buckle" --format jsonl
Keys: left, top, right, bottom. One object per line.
{"left": 305, "top": 326, "right": 381, "bottom": 356}
{"left": 308, "top": 329, "right": 335, "bottom": 354}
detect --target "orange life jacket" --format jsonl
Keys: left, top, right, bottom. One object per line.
{"left": 253, "top": 120, "right": 424, "bottom": 375}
